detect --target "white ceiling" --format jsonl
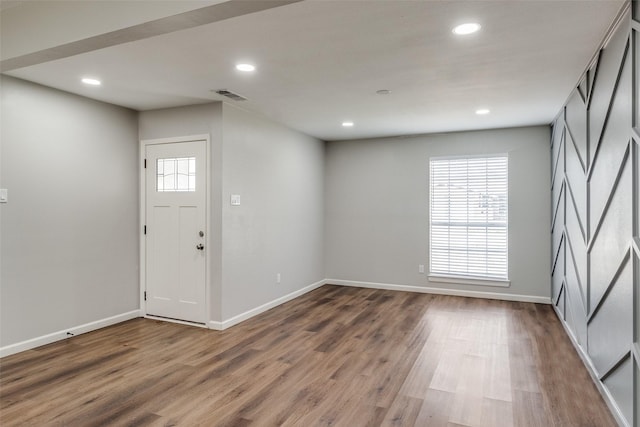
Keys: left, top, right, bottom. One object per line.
{"left": 0, "top": 0, "right": 626, "bottom": 141}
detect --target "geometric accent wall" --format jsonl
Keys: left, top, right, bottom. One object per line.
{"left": 551, "top": 4, "right": 638, "bottom": 426}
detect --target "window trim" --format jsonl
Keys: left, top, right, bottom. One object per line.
{"left": 428, "top": 274, "right": 510, "bottom": 288}
{"left": 428, "top": 153, "right": 509, "bottom": 284}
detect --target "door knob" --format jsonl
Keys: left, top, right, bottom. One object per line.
{"left": 196, "top": 244, "right": 204, "bottom": 250}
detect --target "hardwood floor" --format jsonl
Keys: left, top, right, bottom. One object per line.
{"left": 0, "top": 285, "right": 617, "bottom": 426}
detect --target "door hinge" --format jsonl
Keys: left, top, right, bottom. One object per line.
{"left": 144, "top": 159, "right": 147, "bottom": 168}
{"left": 144, "top": 225, "right": 147, "bottom": 235}
{"left": 144, "top": 291, "right": 147, "bottom": 301}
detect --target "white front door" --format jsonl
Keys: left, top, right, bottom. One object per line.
{"left": 145, "top": 140, "right": 206, "bottom": 324}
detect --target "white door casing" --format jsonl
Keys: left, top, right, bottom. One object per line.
{"left": 143, "top": 138, "right": 207, "bottom": 324}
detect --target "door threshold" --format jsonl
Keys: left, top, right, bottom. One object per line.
{"left": 144, "top": 315, "right": 208, "bottom": 329}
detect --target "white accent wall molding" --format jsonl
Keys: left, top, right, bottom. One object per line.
{"left": 0, "top": 310, "right": 140, "bottom": 358}
{"left": 551, "top": 3, "right": 637, "bottom": 426}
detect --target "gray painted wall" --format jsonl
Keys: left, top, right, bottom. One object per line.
{"left": 138, "top": 103, "right": 224, "bottom": 321}
{"left": 221, "top": 103, "right": 325, "bottom": 320}
{"left": 551, "top": 7, "right": 638, "bottom": 426}
{"left": 325, "top": 126, "right": 551, "bottom": 299}
{"left": 138, "top": 102, "right": 325, "bottom": 323}
{"left": 0, "top": 76, "right": 139, "bottom": 347}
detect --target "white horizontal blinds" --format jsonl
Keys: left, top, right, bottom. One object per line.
{"left": 430, "top": 156, "right": 508, "bottom": 279}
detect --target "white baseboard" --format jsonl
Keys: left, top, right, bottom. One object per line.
{"left": 327, "top": 279, "right": 552, "bottom": 304}
{"left": 144, "top": 315, "right": 208, "bottom": 329}
{"left": 0, "top": 310, "right": 140, "bottom": 358}
{"left": 552, "top": 307, "right": 629, "bottom": 427}
{"left": 209, "top": 321, "right": 225, "bottom": 330}
{"left": 209, "top": 279, "right": 326, "bottom": 330}
{"left": 208, "top": 278, "right": 550, "bottom": 330}
{"left": 0, "top": 281, "right": 548, "bottom": 357}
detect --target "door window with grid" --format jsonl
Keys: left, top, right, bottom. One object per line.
{"left": 429, "top": 155, "right": 508, "bottom": 281}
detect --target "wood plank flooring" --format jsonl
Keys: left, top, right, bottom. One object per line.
{"left": 0, "top": 285, "right": 617, "bottom": 426}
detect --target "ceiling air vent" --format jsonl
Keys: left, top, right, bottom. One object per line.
{"left": 214, "top": 89, "right": 247, "bottom": 101}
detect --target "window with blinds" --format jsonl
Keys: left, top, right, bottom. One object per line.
{"left": 429, "top": 155, "right": 508, "bottom": 280}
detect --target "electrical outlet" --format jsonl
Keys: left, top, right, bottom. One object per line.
{"left": 276, "top": 273, "right": 281, "bottom": 284}
{"left": 419, "top": 264, "right": 425, "bottom": 274}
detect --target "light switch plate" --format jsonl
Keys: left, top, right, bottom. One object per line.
{"left": 230, "top": 194, "right": 241, "bottom": 206}
{"left": 0, "top": 189, "right": 7, "bottom": 203}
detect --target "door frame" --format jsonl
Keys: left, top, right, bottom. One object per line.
{"left": 139, "top": 134, "right": 211, "bottom": 326}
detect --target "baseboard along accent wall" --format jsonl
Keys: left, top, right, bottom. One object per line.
{"left": 554, "top": 304, "right": 632, "bottom": 427}
{"left": 550, "top": 4, "right": 638, "bottom": 426}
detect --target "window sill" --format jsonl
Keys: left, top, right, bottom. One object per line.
{"left": 428, "top": 274, "right": 510, "bottom": 288}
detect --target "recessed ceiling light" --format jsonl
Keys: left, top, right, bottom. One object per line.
{"left": 81, "top": 77, "right": 101, "bottom": 86}
{"left": 236, "top": 63, "right": 256, "bottom": 72}
{"left": 476, "top": 108, "right": 491, "bottom": 115}
{"left": 452, "top": 23, "right": 481, "bottom": 35}
{"left": 342, "top": 121, "right": 354, "bottom": 127}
